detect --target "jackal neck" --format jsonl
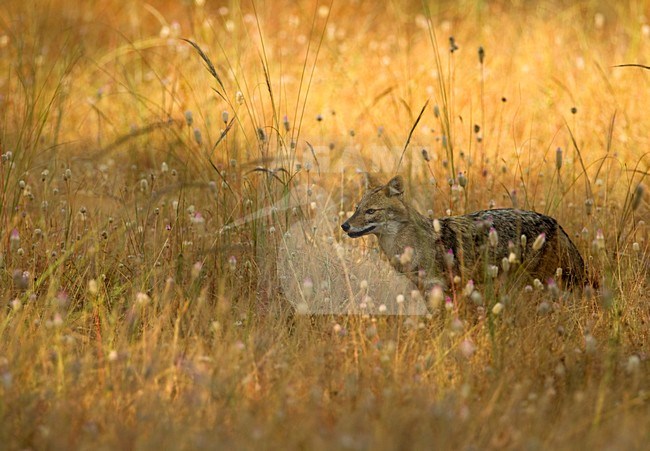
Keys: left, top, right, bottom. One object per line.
{"left": 376, "top": 201, "right": 435, "bottom": 259}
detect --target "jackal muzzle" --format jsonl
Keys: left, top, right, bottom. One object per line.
{"left": 341, "top": 222, "right": 376, "bottom": 238}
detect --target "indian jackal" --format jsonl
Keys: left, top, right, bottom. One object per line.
{"left": 341, "top": 176, "right": 586, "bottom": 293}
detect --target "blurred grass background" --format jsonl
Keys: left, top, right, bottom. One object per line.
{"left": 1, "top": 0, "right": 649, "bottom": 449}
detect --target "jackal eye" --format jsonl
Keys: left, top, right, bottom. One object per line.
{"left": 365, "top": 208, "right": 377, "bottom": 215}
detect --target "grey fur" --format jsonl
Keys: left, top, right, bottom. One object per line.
{"left": 341, "top": 176, "right": 585, "bottom": 292}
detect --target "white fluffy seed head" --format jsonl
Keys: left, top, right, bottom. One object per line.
{"left": 399, "top": 247, "right": 414, "bottom": 264}
{"left": 488, "top": 227, "right": 498, "bottom": 247}
{"left": 626, "top": 355, "right": 641, "bottom": 374}
{"left": 429, "top": 285, "right": 444, "bottom": 310}
{"left": 136, "top": 292, "right": 151, "bottom": 305}
{"left": 88, "top": 279, "right": 98, "bottom": 295}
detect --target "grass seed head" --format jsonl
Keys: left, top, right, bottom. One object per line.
{"left": 459, "top": 340, "right": 476, "bottom": 359}
{"left": 470, "top": 290, "right": 483, "bottom": 306}
{"left": 463, "top": 280, "right": 475, "bottom": 298}
{"left": 489, "top": 227, "right": 498, "bottom": 247}
{"left": 257, "top": 127, "right": 267, "bottom": 142}
{"left": 594, "top": 230, "right": 605, "bottom": 251}
{"left": 532, "top": 233, "right": 546, "bottom": 251}
{"left": 11, "top": 299, "right": 21, "bottom": 311}
{"left": 429, "top": 285, "right": 444, "bottom": 310}
{"left": 184, "top": 110, "right": 193, "bottom": 126}
{"left": 193, "top": 128, "right": 203, "bottom": 145}
{"left": 302, "top": 277, "right": 314, "bottom": 299}
{"left": 10, "top": 229, "right": 19, "bottom": 251}
{"left": 626, "top": 355, "right": 641, "bottom": 375}
{"left": 501, "top": 257, "right": 510, "bottom": 273}
{"left": 449, "top": 36, "right": 459, "bottom": 53}
{"left": 399, "top": 247, "right": 414, "bottom": 264}
{"left": 445, "top": 297, "right": 453, "bottom": 311}
{"left": 444, "top": 249, "right": 454, "bottom": 268}
{"left": 585, "top": 334, "right": 597, "bottom": 354}
{"left": 136, "top": 292, "right": 151, "bottom": 305}
{"left": 88, "top": 279, "right": 98, "bottom": 295}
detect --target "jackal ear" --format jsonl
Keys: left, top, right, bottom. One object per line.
{"left": 364, "top": 172, "right": 382, "bottom": 189}
{"left": 385, "top": 176, "right": 404, "bottom": 197}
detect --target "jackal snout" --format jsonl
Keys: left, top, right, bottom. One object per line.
{"left": 340, "top": 216, "right": 377, "bottom": 238}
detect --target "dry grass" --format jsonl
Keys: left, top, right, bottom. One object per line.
{"left": 1, "top": 0, "right": 650, "bottom": 449}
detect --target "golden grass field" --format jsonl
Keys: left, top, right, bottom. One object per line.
{"left": 1, "top": 0, "right": 650, "bottom": 449}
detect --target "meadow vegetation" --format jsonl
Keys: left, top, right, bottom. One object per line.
{"left": 1, "top": 0, "right": 649, "bottom": 448}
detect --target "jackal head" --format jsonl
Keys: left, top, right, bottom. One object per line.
{"left": 341, "top": 176, "right": 408, "bottom": 238}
